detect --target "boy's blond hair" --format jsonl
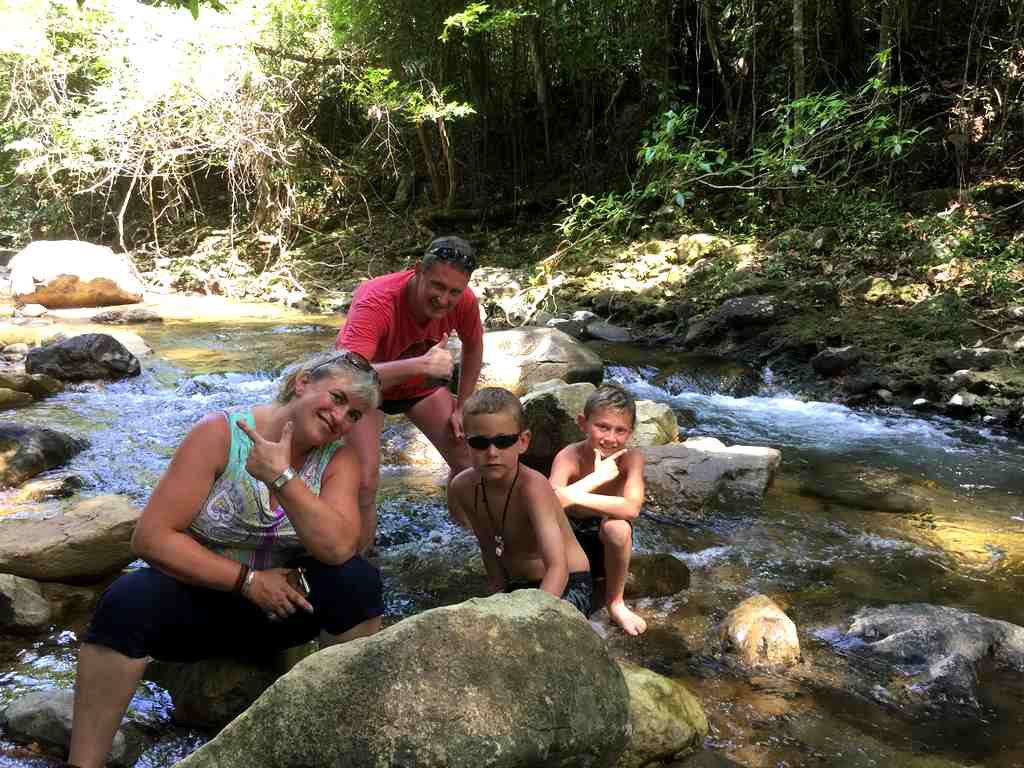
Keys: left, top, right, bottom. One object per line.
{"left": 463, "top": 387, "right": 526, "bottom": 431}
{"left": 583, "top": 383, "right": 636, "bottom": 427}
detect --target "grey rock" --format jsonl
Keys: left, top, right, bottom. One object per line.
{"left": 26, "top": 332, "right": 141, "bottom": 381}
{"left": 90, "top": 307, "right": 163, "bottom": 324}
{"left": 176, "top": 590, "right": 631, "bottom": 768}
{"left": 546, "top": 317, "right": 587, "bottom": 340}
{"left": 0, "top": 371, "right": 64, "bottom": 398}
{"left": 0, "top": 495, "right": 139, "bottom": 582}
{"left": 3, "top": 342, "right": 30, "bottom": 354}
{"left": 811, "top": 345, "right": 863, "bottom": 376}
{"left": 147, "top": 654, "right": 297, "bottom": 728}
{"left": 0, "top": 387, "right": 33, "bottom": 409}
{"left": 471, "top": 328, "right": 603, "bottom": 396}
{"left": 4, "top": 689, "right": 126, "bottom": 762}
{"left": 18, "top": 303, "right": 48, "bottom": 318}
{"left": 807, "top": 226, "right": 839, "bottom": 251}
{"left": 520, "top": 382, "right": 596, "bottom": 471}
{"left": 935, "top": 347, "right": 1009, "bottom": 372}
{"left": 643, "top": 438, "right": 781, "bottom": 517}
{"left": 586, "top": 320, "right": 632, "bottom": 343}
{"left": 625, "top": 554, "right": 690, "bottom": 599}
{"left": 0, "top": 424, "right": 87, "bottom": 488}
{"left": 0, "top": 573, "right": 52, "bottom": 630}
{"left": 713, "top": 295, "right": 780, "bottom": 328}
{"left": 572, "top": 309, "right": 599, "bottom": 324}
{"left": 846, "top": 603, "right": 1024, "bottom": 715}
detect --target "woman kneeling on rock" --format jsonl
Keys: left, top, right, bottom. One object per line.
{"left": 68, "top": 350, "right": 385, "bottom": 768}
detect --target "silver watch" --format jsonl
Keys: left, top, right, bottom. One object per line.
{"left": 270, "top": 467, "right": 296, "bottom": 490}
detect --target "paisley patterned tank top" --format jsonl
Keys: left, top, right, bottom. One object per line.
{"left": 187, "top": 407, "right": 343, "bottom": 569}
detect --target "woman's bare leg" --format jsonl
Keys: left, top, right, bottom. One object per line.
{"left": 69, "top": 643, "right": 147, "bottom": 768}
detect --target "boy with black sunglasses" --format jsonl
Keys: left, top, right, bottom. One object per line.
{"left": 448, "top": 387, "right": 592, "bottom": 615}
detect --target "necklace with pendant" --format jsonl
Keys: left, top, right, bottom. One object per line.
{"left": 480, "top": 463, "right": 520, "bottom": 558}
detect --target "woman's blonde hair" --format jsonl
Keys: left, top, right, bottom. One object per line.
{"left": 276, "top": 349, "right": 381, "bottom": 409}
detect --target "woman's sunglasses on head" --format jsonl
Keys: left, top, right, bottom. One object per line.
{"left": 466, "top": 433, "right": 521, "bottom": 450}
{"left": 312, "top": 351, "right": 380, "bottom": 387}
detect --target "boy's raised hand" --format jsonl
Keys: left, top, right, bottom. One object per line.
{"left": 590, "top": 448, "right": 625, "bottom": 486}
{"left": 237, "top": 419, "right": 292, "bottom": 486}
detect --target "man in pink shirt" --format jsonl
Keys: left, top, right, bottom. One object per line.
{"left": 336, "top": 236, "right": 485, "bottom": 551}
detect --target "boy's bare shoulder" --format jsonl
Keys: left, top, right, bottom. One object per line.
{"left": 552, "top": 439, "right": 586, "bottom": 464}
{"left": 516, "top": 465, "right": 561, "bottom": 502}
{"left": 449, "top": 466, "right": 479, "bottom": 497}
{"left": 621, "top": 446, "right": 645, "bottom": 467}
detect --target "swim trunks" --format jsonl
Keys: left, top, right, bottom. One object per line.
{"left": 505, "top": 571, "right": 594, "bottom": 617}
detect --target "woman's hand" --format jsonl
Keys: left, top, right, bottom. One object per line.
{"left": 237, "top": 419, "right": 293, "bottom": 485}
{"left": 243, "top": 567, "right": 313, "bottom": 620}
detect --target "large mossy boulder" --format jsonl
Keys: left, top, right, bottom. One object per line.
{"left": 0, "top": 495, "right": 139, "bottom": 582}
{"left": 10, "top": 240, "right": 144, "bottom": 309}
{"left": 176, "top": 590, "right": 631, "bottom": 768}
{"left": 26, "top": 333, "right": 141, "bottom": 381}
{"left": 0, "top": 424, "right": 87, "bottom": 488}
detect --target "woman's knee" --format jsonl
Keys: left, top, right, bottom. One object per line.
{"left": 85, "top": 569, "right": 184, "bottom": 658}
{"left": 307, "top": 557, "right": 384, "bottom": 635}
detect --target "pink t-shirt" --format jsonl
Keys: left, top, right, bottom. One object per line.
{"left": 336, "top": 269, "right": 483, "bottom": 401}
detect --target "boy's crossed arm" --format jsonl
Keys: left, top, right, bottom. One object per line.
{"left": 549, "top": 448, "right": 645, "bottom": 520}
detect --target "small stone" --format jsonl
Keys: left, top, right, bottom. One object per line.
{"left": 18, "top": 303, "right": 48, "bottom": 318}
{"left": 876, "top": 389, "right": 894, "bottom": 403}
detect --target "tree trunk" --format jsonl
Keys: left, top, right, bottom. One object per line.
{"left": 704, "top": 4, "right": 738, "bottom": 140}
{"left": 417, "top": 121, "right": 445, "bottom": 206}
{"left": 524, "top": 14, "right": 551, "bottom": 161}
{"left": 879, "top": 0, "right": 893, "bottom": 84}
{"left": 436, "top": 115, "right": 457, "bottom": 210}
{"left": 792, "top": 0, "right": 805, "bottom": 100}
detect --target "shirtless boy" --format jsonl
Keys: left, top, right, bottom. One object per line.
{"left": 448, "top": 387, "right": 593, "bottom": 615}
{"left": 549, "top": 383, "right": 647, "bottom": 635}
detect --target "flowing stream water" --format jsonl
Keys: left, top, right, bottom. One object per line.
{"left": 0, "top": 320, "right": 1022, "bottom": 767}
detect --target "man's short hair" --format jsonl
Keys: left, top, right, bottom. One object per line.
{"left": 422, "top": 235, "right": 477, "bottom": 274}
{"left": 583, "top": 383, "right": 636, "bottom": 427}
{"left": 463, "top": 387, "right": 525, "bottom": 431}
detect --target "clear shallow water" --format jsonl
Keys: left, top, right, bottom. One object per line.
{"left": 1, "top": 329, "right": 1023, "bottom": 767}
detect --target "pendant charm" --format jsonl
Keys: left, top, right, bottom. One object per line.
{"left": 495, "top": 537, "right": 504, "bottom": 558}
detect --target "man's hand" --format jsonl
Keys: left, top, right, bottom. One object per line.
{"left": 237, "top": 419, "right": 292, "bottom": 485}
{"left": 589, "top": 448, "right": 626, "bottom": 487}
{"left": 449, "top": 397, "right": 465, "bottom": 440}
{"left": 421, "top": 333, "right": 454, "bottom": 381}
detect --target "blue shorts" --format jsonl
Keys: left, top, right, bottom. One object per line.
{"left": 83, "top": 556, "right": 383, "bottom": 661}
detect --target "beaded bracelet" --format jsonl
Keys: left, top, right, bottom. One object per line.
{"left": 233, "top": 563, "right": 251, "bottom": 594}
